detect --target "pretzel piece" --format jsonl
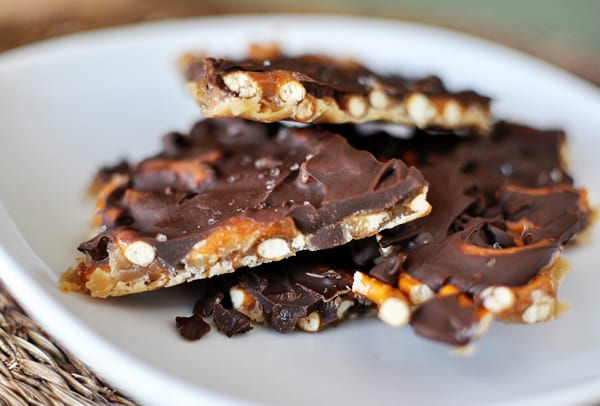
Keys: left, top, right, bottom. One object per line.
{"left": 352, "top": 271, "right": 410, "bottom": 327}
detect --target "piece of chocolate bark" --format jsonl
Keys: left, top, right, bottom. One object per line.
{"left": 61, "top": 119, "right": 430, "bottom": 298}
{"left": 343, "top": 121, "right": 590, "bottom": 345}
{"left": 181, "top": 45, "right": 491, "bottom": 133}
{"left": 177, "top": 245, "right": 374, "bottom": 340}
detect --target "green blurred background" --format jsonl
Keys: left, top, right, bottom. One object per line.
{"left": 1, "top": 0, "right": 599, "bottom": 84}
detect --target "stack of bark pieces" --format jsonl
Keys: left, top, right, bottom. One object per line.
{"left": 61, "top": 45, "right": 591, "bottom": 347}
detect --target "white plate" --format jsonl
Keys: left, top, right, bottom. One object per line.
{"left": 1, "top": 15, "right": 599, "bottom": 406}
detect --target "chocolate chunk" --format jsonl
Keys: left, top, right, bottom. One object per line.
{"left": 192, "top": 285, "right": 224, "bottom": 317}
{"left": 369, "top": 254, "right": 405, "bottom": 286}
{"left": 175, "top": 315, "right": 211, "bottom": 341}
{"left": 213, "top": 303, "right": 253, "bottom": 337}
{"left": 410, "top": 294, "right": 482, "bottom": 346}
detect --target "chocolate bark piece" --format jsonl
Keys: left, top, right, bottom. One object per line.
{"left": 344, "top": 121, "right": 590, "bottom": 345}
{"left": 177, "top": 244, "right": 374, "bottom": 340}
{"left": 181, "top": 46, "right": 491, "bottom": 133}
{"left": 232, "top": 249, "right": 365, "bottom": 333}
{"left": 61, "top": 119, "right": 429, "bottom": 298}
{"left": 212, "top": 303, "right": 253, "bottom": 337}
{"left": 175, "top": 314, "right": 211, "bottom": 341}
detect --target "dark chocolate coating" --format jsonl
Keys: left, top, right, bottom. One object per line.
{"left": 192, "top": 55, "right": 489, "bottom": 108}
{"left": 175, "top": 121, "right": 588, "bottom": 345}
{"left": 239, "top": 254, "right": 355, "bottom": 333}
{"left": 343, "top": 122, "right": 585, "bottom": 290}
{"left": 80, "top": 119, "right": 426, "bottom": 267}
{"left": 175, "top": 315, "right": 211, "bottom": 341}
{"left": 339, "top": 121, "right": 588, "bottom": 345}
{"left": 178, "top": 243, "right": 370, "bottom": 340}
{"left": 213, "top": 303, "right": 253, "bottom": 337}
{"left": 406, "top": 217, "right": 560, "bottom": 294}
{"left": 410, "top": 294, "right": 481, "bottom": 346}
{"left": 192, "top": 287, "right": 224, "bottom": 318}
{"left": 369, "top": 254, "right": 406, "bottom": 286}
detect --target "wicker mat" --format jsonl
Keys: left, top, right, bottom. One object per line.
{"left": 0, "top": 284, "right": 137, "bottom": 406}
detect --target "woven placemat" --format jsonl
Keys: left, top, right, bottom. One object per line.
{"left": 0, "top": 283, "right": 137, "bottom": 405}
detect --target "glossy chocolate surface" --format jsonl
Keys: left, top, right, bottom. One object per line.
{"left": 342, "top": 121, "right": 589, "bottom": 344}
{"left": 178, "top": 244, "right": 371, "bottom": 340}
{"left": 79, "top": 119, "right": 426, "bottom": 267}
{"left": 188, "top": 54, "right": 489, "bottom": 108}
